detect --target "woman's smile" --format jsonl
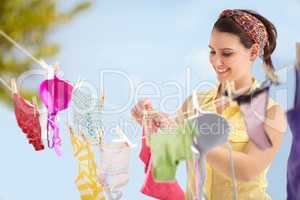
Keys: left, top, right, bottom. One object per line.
{"left": 215, "top": 66, "right": 231, "bottom": 77}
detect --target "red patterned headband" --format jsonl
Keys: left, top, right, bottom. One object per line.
{"left": 219, "top": 9, "right": 269, "bottom": 50}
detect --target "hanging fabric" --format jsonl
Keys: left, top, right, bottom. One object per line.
{"left": 71, "top": 83, "right": 133, "bottom": 200}
{"left": 139, "top": 112, "right": 185, "bottom": 200}
{"left": 287, "top": 45, "right": 300, "bottom": 200}
{"left": 223, "top": 78, "right": 274, "bottom": 150}
{"left": 68, "top": 126, "right": 106, "bottom": 200}
{"left": 12, "top": 79, "right": 44, "bottom": 151}
{"left": 71, "top": 84, "right": 104, "bottom": 144}
{"left": 97, "top": 136, "right": 132, "bottom": 200}
{"left": 39, "top": 74, "right": 73, "bottom": 156}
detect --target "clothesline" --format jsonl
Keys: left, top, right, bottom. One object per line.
{"left": 0, "top": 77, "right": 13, "bottom": 93}
{"left": 0, "top": 30, "right": 83, "bottom": 98}
{"left": 0, "top": 30, "right": 49, "bottom": 70}
{"left": 0, "top": 29, "right": 57, "bottom": 94}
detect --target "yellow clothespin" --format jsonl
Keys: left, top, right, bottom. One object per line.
{"left": 296, "top": 43, "right": 300, "bottom": 69}
{"left": 115, "top": 126, "right": 136, "bottom": 148}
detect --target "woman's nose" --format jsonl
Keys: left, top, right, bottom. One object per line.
{"left": 214, "top": 56, "right": 223, "bottom": 66}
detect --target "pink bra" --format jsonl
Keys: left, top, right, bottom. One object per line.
{"left": 39, "top": 75, "right": 73, "bottom": 156}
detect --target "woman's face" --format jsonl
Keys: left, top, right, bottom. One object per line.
{"left": 209, "top": 29, "right": 258, "bottom": 83}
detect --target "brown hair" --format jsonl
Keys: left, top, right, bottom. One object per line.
{"left": 213, "top": 9, "right": 279, "bottom": 83}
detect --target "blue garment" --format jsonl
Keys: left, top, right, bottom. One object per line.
{"left": 287, "top": 68, "right": 300, "bottom": 200}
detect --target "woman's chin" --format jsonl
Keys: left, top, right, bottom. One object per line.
{"left": 217, "top": 74, "right": 231, "bottom": 82}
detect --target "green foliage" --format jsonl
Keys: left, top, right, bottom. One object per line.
{"left": 0, "top": 0, "right": 91, "bottom": 106}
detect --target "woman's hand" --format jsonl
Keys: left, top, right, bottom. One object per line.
{"left": 144, "top": 111, "right": 176, "bottom": 132}
{"left": 131, "top": 99, "right": 176, "bottom": 131}
{"left": 131, "top": 99, "right": 154, "bottom": 125}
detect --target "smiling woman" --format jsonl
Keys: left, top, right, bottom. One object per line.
{"left": 180, "top": 9, "right": 287, "bottom": 200}
{"left": 132, "top": 8, "right": 287, "bottom": 200}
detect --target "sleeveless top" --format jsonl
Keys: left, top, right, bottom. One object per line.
{"left": 176, "top": 78, "right": 279, "bottom": 200}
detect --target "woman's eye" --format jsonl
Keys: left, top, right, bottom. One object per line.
{"left": 223, "top": 52, "right": 233, "bottom": 57}
{"left": 209, "top": 51, "right": 216, "bottom": 55}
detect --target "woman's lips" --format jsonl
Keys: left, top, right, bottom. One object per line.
{"left": 215, "top": 67, "right": 230, "bottom": 74}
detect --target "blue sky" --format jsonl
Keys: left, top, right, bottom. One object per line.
{"left": 1, "top": 0, "right": 300, "bottom": 199}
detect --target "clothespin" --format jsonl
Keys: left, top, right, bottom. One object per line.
{"left": 32, "top": 96, "right": 40, "bottom": 117}
{"left": 10, "top": 79, "right": 18, "bottom": 94}
{"left": 226, "top": 81, "right": 234, "bottom": 96}
{"left": 115, "top": 126, "right": 136, "bottom": 148}
{"left": 96, "top": 129, "right": 103, "bottom": 145}
{"left": 74, "top": 78, "right": 82, "bottom": 90}
{"left": 43, "top": 62, "right": 60, "bottom": 79}
{"left": 65, "top": 123, "right": 72, "bottom": 136}
{"left": 223, "top": 80, "right": 234, "bottom": 105}
{"left": 142, "top": 110, "right": 150, "bottom": 133}
{"left": 296, "top": 43, "right": 300, "bottom": 69}
{"left": 99, "top": 88, "right": 105, "bottom": 112}
{"left": 52, "top": 62, "right": 60, "bottom": 74}
{"left": 79, "top": 129, "right": 87, "bottom": 141}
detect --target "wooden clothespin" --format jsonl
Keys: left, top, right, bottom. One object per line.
{"left": 96, "top": 129, "right": 104, "bottom": 145}
{"left": 53, "top": 62, "right": 60, "bottom": 74}
{"left": 10, "top": 79, "right": 18, "bottom": 94}
{"left": 296, "top": 43, "right": 300, "bottom": 69}
{"left": 218, "top": 81, "right": 233, "bottom": 107}
{"left": 115, "top": 126, "right": 136, "bottom": 148}
{"left": 99, "top": 88, "right": 105, "bottom": 112}
{"left": 79, "top": 129, "right": 87, "bottom": 141}
{"left": 74, "top": 78, "right": 82, "bottom": 90}
{"left": 65, "top": 123, "right": 73, "bottom": 136}
{"left": 32, "top": 96, "right": 40, "bottom": 117}
{"left": 226, "top": 80, "right": 235, "bottom": 98}
{"left": 45, "top": 62, "right": 60, "bottom": 79}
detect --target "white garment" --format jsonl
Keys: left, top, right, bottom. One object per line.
{"left": 97, "top": 140, "right": 131, "bottom": 200}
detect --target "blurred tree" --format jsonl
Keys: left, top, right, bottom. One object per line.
{"left": 0, "top": 0, "right": 91, "bottom": 106}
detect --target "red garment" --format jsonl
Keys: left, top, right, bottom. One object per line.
{"left": 13, "top": 93, "right": 44, "bottom": 151}
{"left": 140, "top": 128, "right": 185, "bottom": 200}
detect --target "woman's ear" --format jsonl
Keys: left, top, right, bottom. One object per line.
{"left": 250, "top": 43, "right": 260, "bottom": 61}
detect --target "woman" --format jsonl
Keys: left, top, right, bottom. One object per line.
{"left": 132, "top": 9, "right": 287, "bottom": 200}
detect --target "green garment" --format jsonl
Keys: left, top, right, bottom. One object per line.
{"left": 148, "top": 121, "right": 197, "bottom": 181}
